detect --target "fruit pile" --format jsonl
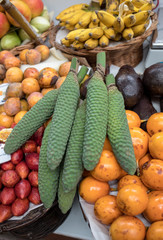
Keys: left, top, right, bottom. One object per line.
{"left": 0, "top": 0, "right": 51, "bottom": 50}
{"left": 0, "top": 125, "right": 44, "bottom": 222}
{"left": 0, "top": 48, "right": 72, "bottom": 128}
{"left": 57, "top": 0, "right": 154, "bottom": 50}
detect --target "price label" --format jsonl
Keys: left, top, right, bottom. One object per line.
{"left": 0, "top": 143, "right": 11, "bottom": 164}
{"left": 0, "top": 83, "right": 9, "bottom": 105}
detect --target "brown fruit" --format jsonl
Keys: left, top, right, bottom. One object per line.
{"left": 55, "top": 76, "right": 66, "bottom": 89}
{"left": 38, "top": 67, "right": 59, "bottom": 88}
{"left": 4, "top": 57, "right": 21, "bottom": 69}
{"left": 1, "top": 170, "right": 20, "bottom": 187}
{"left": 0, "top": 64, "right": 6, "bottom": 80}
{"left": 11, "top": 198, "right": 29, "bottom": 216}
{"left": 19, "top": 49, "right": 29, "bottom": 64}
{"left": 20, "top": 99, "right": 29, "bottom": 111}
{"left": 1, "top": 187, "right": 16, "bottom": 205}
{"left": 35, "top": 45, "right": 50, "bottom": 61}
{"left": 28, "top": 171, "right": 38, "bottom": 187}
{"left": 28, "top": 187, "right": 41, "bottom": 205}
{"left": 0, "top": 204, "right": 12, "bottom": 223}
{"left": 4, "top": 97, "right": 21, "bottom": 116}
{"left": 1, "top": 161, "right": 15, "bottom": 171}
{"left": 27, "top": 92, "right": 43, "bottom": 108}
{"left": 11, "top": 148, "right": 24, "bottom": 165}
{"left": 25, "top": 153, "right": 39, "bottom": 170}
{"left": 58, "top": 61, "right": 71, "bottom": 76}
{"left": 6, "top": 67, "right": 23, "bottom": 83}
{"left": 22, "top": 140, "right": 37, "bottom": 153}
{"left": 15, "top": 179, "right": 31, "bottom": 199}
{"left": 22, "top": 77, "right": 40, "bottom": 95}
{"left": 6, "top": 83, "right": 24, "bottom": 99}
{"left": 140, "top": 159, "right": 163, "bottom": 190}
{"left": 143, "top": 191, "right": 163, "bottom": 222}
{"left": 15, "top": 161, "right": 29, "bottom": 179}
{"left": 0, "top": 50, "right": 14, "bottom": 64}
{"left": 25, "top": 49, "right": 41, "bottom": 65}
{"left": 23, "top": 67, "right": 39, "bottom": 79}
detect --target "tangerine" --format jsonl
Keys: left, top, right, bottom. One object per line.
{"left": 0, "top": 113, "right": 14, "bottom": 128}
{"left": 146, "top": 112, "right": 163, "bottom": 136}
{"left": 146, "top": 221, "right": 163, "bottom": 240}
{"left": 125, "top": 110, "right": 141, "bottom": 128}
{"left": 14, "top": 111, "right": 27, "bottom": 124}
{"left": 6, "top": 67, "right": 23, "bottom": 83}
{"left": 58, "top": 61, "right": 71, "bottom": 76}
{"left": 102, "top": 137, "right": 112, "bottom": 151}
{"left": 138, "top": 153, "right": 152, "bottom": 169}
{"left": 149, "top": 132, "right": 163, "bottom": 160}
{"left": 22, "top": 78, "right": 40, "bottom": 95}
{"left": 79, "top": 176, "right": 110, "bottom": 204}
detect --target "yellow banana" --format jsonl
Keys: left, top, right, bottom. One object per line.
{"left": 99, "top": 34, "right": 109, "bottom": 47}
{"left": 91, "top": 11, "right": 99, "bottom": 24}
{"left": 100, "top": 21, "right": 107, "bottom": 30}
{"left": 132, "top": 22, "right": 148, "bottom": 37}
{"left": 65, "top": 23, "right": 75, "bottom": 31}
{"left": 59, "top": 10, "right": 81, "bottom": 22}
{"left": 59, "top": 21, "right": 66, "bottom": 27}
{"left": 139, "top": 1, "right": 153, "bottom": 11}
{"left": 65, "top": 29, "right": 85, "bottom": 42}
{"left": 106, "top": 0, "right": 119, "bottom": 12}
{"left": 113, "top": 16, "right": 125, "bottom": 32}
{"left": 71, "top": 40, "right": 84, "bottom": 50}
{"left": 79, "top": 11, "right": 92, "bottom": 27}
{"left": 84, "top": 38, "right": 98, "bottom": 49}
{"left": 66, "top": 10, "right": 86, "bottom": 25}
{"left": 104, "top": 27, "right": 116, "bottom": 39}
{"left": 134, "top": 10, "right": 151, "bottom": 26}
{"left": 75, "top": 29, "right": 92, "bottom": 42}
{"left": 89, "top": 21, "right": 99, "bottom": 29}
{"left": 61, "top": 38, "right": 71, "bottom": 47}
{"left": 96, "top": 10, "right": 116, "bottom": 28}
{"left": 122, "top": 27, "right": 134, "bottom": 40}
{"left": 132, "top": 0, "right": 148, "bottom": 8}
{"left": 123, "top": 1, "right": 139, "bottom": 13}
{"left": 56, "top": 4, "right": 88, "bottom": 20}
{"left": 74, "top": 23, "right": 84, "bottom": 29}
{"left": 123, "top": 14, "right": 136, "bottom": 27}
{"left": 89, "top": 27, "right": 104, "bottom": 39}
{"left": 112, "top": 32, "right": 122, "bottom": 41}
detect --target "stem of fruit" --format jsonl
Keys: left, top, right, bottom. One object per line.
{"left": 70, "top": 57, "right": 79, "bottom": 73}
{"left": 96, "top": 52, "right": 106, "bottom": 77}
{"left": 0, "top": 0, "right": 44, "bottom": 45}
{"left": 77, "top": 66, "right": 88, "bottom": 84}
{"left": 88, "top": 0, "right": 101, "bottom": 11}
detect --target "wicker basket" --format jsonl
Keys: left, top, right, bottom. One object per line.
{"left": 0, "top": 199, "right": 70, "bottom": 239}
{"left": 9, "top": 21, "right": 56, "bottom": 56}
{"left": 53, "top": 13, "right": 158, "bottom": 68}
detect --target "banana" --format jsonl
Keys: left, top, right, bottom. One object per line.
{"left": 132, "top": 0, "right": 148, "bottom": 8}
{"left": 59, "top": 21, "right": 66, "bottom": 27}
{"left": 123, "top": 1, "right": 139, "bottom": 13}
{"left": 65, "top": 29, "right": 85, "bottom": 42}
{"left": 61, "top": 38, "right": 71, "bottom": 47}
{"left": 104, "top": 27, "right": 116, "bottom": 39}
{"left": 65, "top": 23, "right": 75, "bottom": 31}
{"left": 132, "top": 22, "right": 148, "bottom": 37}
{"left": 106, "top": 0, "right": 119, "bottom": 12}
{"left": 100, "top": 21, "right": 107, "bottom": 30}
{"left": 71, "top": 40, "right": 84, "bottom": 50}
{"left": 75, "top": 28, "right": 92, "bottom": 42}
{"left": 59, "top": 10, "right": 81, "bottom": 22}
{"left": 96, "top": 10, "right": 116, "bottom": 28}
{"left": 89, "top": 27, "right": 104, "bottom": 39}
{"left": 99, "top": 34, "right": 109, "bottom": 47}
{"left": 139, "top": 1, "right": 153, "bottom": 11}
{"left": 74, "top": 23, "right": 84, "bottom": 29}
{"left": 134, "top": 10, "right": 151, "bottom": 26}
{"left": 123, "top": 14, "right": 136, "bottom": 27}
{"left": 79, "top": 11, "right": 92, "bottom": 27}
{"left": 66, "top": 10, "right": 86, "bottom": 25}
{"left": 84, "top": 38, "right": 98, "bottom": 49}
{"left": 122, "top": 27, "right": 134, "bottom": 40}
{"left": 112, "top": 32, "right": 122, "bottom": 41}
{"left": 113, "top": 16, "right": 125, "bottom": 33}
{"left": 89, "top": 21, "right": 99, "bottom": 29}
{"left": 56, "top": 4, "right": 88, "bottom": 20}
{"left": 91, "top": 11, "right": 99, "bottom": 24}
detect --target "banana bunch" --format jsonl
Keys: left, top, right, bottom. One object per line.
{"left": 57, "top": 0, "right": 154, "bottom": 50}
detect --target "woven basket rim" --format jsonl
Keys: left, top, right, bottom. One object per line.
{"left": 53, "top": 12, "right": 158, "bottom": 56}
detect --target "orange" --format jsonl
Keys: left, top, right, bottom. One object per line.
{"left": 94, "top": 195, "right": 122, "bottom": 225}
{"left": 102, "top": 137, "right": 112, "bottom": 151}
{"left": 146, "top": 221, "right": 163, "bottom": 240}
{"left": 6, "top": 67, "right": 23, "bottom": 83}
{"left": 138, "top": 153, "right": 152, "bottom": 169}
{"left": 143, "top": 191, "right": 163, "bottom": 223}
{"left": 14, "top": 111, "right": 27, "bottom": 124}
{"left": 19, "top": 49, "right": 29, "bottom": 64}
{"left": 79, "top": 176, "right": 110, "bottom": 204}
{"left": 22, "top": 78, "right": 40, "bottom": 95}
{"left": 41, "top": 88, "right": 54, "bottom": 96}
{"left": 55, "top": 76, "right": 66, "bottom": 89}
{"left": 149, "top": 132, "right": 163, "bottom": 160}
{"left": 27, "top": 92, "right": 43, "bottom": 108}
{"left": 125, "top": 110, "right": 141, "bottom": 128}
{"left": 58, "top": 62, "right": 71, "bottom": 76}
{"left": 116, "top": 183, "right": 148, "bottom": 216}
{"left": 130, "top": 127, "right": 149, "bottom": 162}
{"left": 0, "top": 112, "right": 14, "bottom": 128}
{"left": 147, "top": 112, "right": 163, "bottom": 136}
{"left": 109, "top": 216, "right": 146, "bottom": 240}
{"left": 90, "top": 150, "right": 122, "bottom": 182}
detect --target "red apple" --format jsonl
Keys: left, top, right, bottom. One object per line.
{"left": 1, "top": 187, "right": 16, "bottom": 205}
{"left": 22, "top": 140, "right": 37, "bottom": 153}
{"left": 32, "top": 125, "right": 45, "bottom": 146}
{"left": 15, "top": 161, "right": 29, "bottom": 179}
{"left": 1, "top": 161, "right": 15, "bottom": 171}
{"left": 28, "top": 171, "right": 38, "bottom": 187}
{"left": 25, "top": 153, "right": 39, "bottom": 170}
{"left": 11, "top": 198, "right": 29, "bottom": 216}
{"left": 0, "top": 12, "right": 10, "bottom": 38}
{"left": 21, "top": 0, "right": 44, "bottom": 18}
{"left": 15, "top": 179, "right": 31, "bottom": 199}
{"left": 0, "top": 204, "right": 12, "bottom": 223}
{"left": 28, "top": 187, "right": 41, "bottom": 205}
{"left": 11, "top": 148, "right": 24, "bottom": 165}
{"left": 1, "top": 170, "right": 20, "bottom": 187}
